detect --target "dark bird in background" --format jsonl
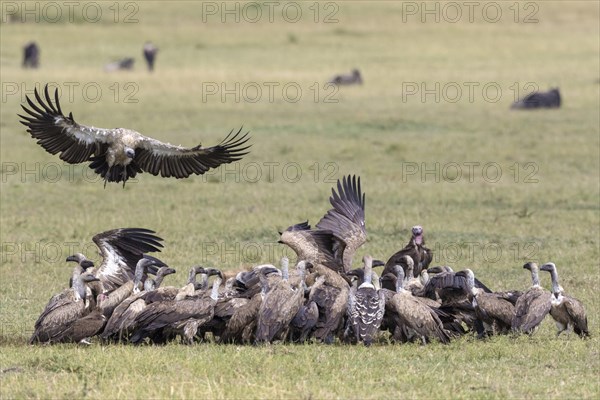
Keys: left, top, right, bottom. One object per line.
{"left": 19, "top": 85, "right": 251, "bottom": 187}
{"left": 511, "top": 88, "right": 561, "bottom": 109}
{"left": 104, "top": 57, "right": 135, "bottom": 72}
{"left": 23, "top": 41, "right": 39, "bottom": 68}
{"left": 329, "top": 69, "right": 363, "bottom": 85}
{"left": 143, "top": 42, "right": 159, "bottom": 72}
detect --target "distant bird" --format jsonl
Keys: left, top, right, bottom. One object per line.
{"left": 19, "top": 85, "right": 251, "bottom": 186}
{"left": 346, "top": 255, "right": 385, "bottom": 346}
{"left": 23, "top": 42, "right": 39, "bottom": 68}
{"left": 329, "top": 69, "right": 363, "bottom": 85}
{"left": 511, "top": 88, "right": 561, "bottom": 109}
{"left": 511, "top": 262, "right": 552, "bottom": 334}
{"left": 104, "top": 58, "right": 134, "bottom": 72}
{"left": 143, "top": 42, "right": 158, "bottom": 72}
{"left": 384, "top": 226, "right": 433, "bottom": 279}
{"left": 539, "top": 263, "right": 589, "bottom": 338}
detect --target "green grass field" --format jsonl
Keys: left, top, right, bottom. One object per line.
{"left": 1, "top": 1, "right": 599, "bottom": 398}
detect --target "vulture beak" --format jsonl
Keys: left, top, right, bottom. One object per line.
{"left": 81, "top": 260, "right": 95, "bottom": 269}
{"left": 277, "top": 240, "right": 284, "bottom": 244}
{"left": 82, "top": 275, "right": 101, "bottom": 283}
{"left": 165, "top": 268, "right": 177, "bottom": 274}
{"left": 66, "top": 255, "right": 79, "bottom": 263}
{"left": 372, "top": 259, "right": 385, "bottom": 268}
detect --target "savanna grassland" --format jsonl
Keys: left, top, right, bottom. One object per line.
{"left": 0, "top": 1, "right": 599, "bottom": 399}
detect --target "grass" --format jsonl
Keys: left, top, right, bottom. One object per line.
{"left": 1, "top": 1, "right": 599, "bottom": 398}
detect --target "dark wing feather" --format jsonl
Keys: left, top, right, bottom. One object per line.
{"left": 92, "top": 228, "right": 164, "bottom": 292}
{"left": 134, "top": 127, "right": 251, "bottom": 179}
{"left": 18, "top": 85, "right": 114, "bottom": 164}
{"left": 316, "top": 175, "right": 366, "bottom": 271}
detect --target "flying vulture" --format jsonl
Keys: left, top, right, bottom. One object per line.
{"left": 19, "top": 85, "right": 251, "bottom": 186}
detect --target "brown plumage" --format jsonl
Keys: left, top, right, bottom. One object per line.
{"left": 464, "top": 270, "right": 515, "bottom": 336}
{"left": 540, "top": 263, "right": 589, "bottom": 338}
{"left": 100, "top": 266, "right": 177, "bottom": 342}
{"left": 384, "top": 226, "right": 432, "bottom": 278}
{"left": 255, "top": 258, "right": 305, "bottom": 343}
{"left": 511, "top": 262, "right": 552, "bottom": 334}
{"left": 30, "top": 271, "right": 101, "bottom": 344}
{"left": 130, "top": 269, "right": 223, "bottom": 345}
{"left": 309, "top": 264, "right": 350, "bottom": 343}
{"left": 278, "top": 222, "right": 337, "bottom": 270}
{"left": 383, "top": 266, "right": 450, "bottom": 344}
{"left": 19, "top": 85, "right": 251, "bottom": 186}
{"left": 218, "top": 266, "right": 282, "bottom": 344}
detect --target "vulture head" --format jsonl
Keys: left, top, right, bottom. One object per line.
{"left": 412, "top": 225, "right": 424, "bottom": 244}
{"left": 539, "top": 262, "right": 556, "bottom": 273}
{"left": 66, "top": 253, "right": 94, "bottom": 269}
{"left": 523, "top": 261, "right": 538, "bottom": 272}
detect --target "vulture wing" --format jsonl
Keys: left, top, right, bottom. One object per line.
{"left": 133, "top": 127, "right": 251, "bottom": 178}
{"left": 316, "top": 175, "right": 366, "bottom": 271}
{"left": 19, "top": 85, "right": 115, "bottom": 164}
{"left": 92, "top": 228, "right": 164, "bottom": 292}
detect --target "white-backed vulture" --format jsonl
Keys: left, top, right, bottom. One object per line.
{"left": 19, "top": 85, "right": 251, "bottom": 186}
{"left": 29, "top": 270, "right": 101, "bottom": 344}
{"left": 329, "top": 69, "right": 363, "bottom": 85}
{"left": 511, "top": 262, "right": 552, "bottom": 334}
{"left": 220, "top": 266, "right": 281, "bottom": 344}
{"left": 255, "top": 258, "right": 305, "bottom": 344}
{"left": 101, "top": 266, "right": 187, "bottom": 342}
{"left": 346, "top": 255, "right": 385, "bottom": 346}
{"left": 540, "top": 263, "right": 589, "bottom": 338}
{"left": 130, "top": 268, "right": 223, "bottom": 345}
{"left": 463, "top": 269, "right": 515, "bottom": 337}
{"left": 383, "top": 266, "right": 451, "bottom": 344}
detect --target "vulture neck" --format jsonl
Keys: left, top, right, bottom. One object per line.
{"left": 133, "top": 261, "right": 148, "bottom": 292}
{"left": 72, "top": 271, "right": 86, "bottom": 300}
{"left": 359, "top": 257, "right": 373, "bottom": 289}
{"left": 530, "top": 266, "right": 541, "bottom": 287}
{"left": 210, "top": 277, "right": 222, "bottom": 301}
{"left": 547, "top": 266, "right": 562, "bottom": 294}
{"left": 281, "top": 258, "right": 289, "bottom": 281}
{"left": 395, "top": 267, "right": 405, "bottom": 293}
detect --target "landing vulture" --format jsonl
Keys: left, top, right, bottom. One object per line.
{"left": 19, "top": 85, "right": 251, "bottom": 186}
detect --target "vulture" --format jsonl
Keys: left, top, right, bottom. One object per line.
{"left": 220, "top": 266, "right": 282, "bottom": 344}
{"left": 384, "top": 226, "right": 433, "bottom": 278}
{"left": 511, "top": 262, "right": 552, "bottom": 334}
{"left": 19, "top": 85, "right": 251, "bottom": 186}
{"left": 308, "top": 263, "right": 350, "bottom": 343}
{"left": 382, "top": 265, "right": 450, "bottom": 344}
{"left": 463, "top": 269, "right": 515, "bottom": 337}
{"left": 255, "top": 258, "right": 305, "bottom": 344}
{"left": 131, "top": 268, "right": 223, "bottom": 345}
{"left": 539, "top": 263, "right": 589, "bottom": 338}
{"left": 23, "top": 41, "right": 39, "bottom": 68}
{"left": 29, "top": 269, "right": 101, "bottom": 344}
{"left": 511, "top": 88, "right": 561, "bottom": 109}
{"left": 280, "top": 175, "right": 372, "bottom": 273}
{"left": 329, "top": 69, "right": 363, "bottom": 85}
{"left": 346, "top": 255, "right": 385, "bottom": 346}
{"left": 85, "top": 227, "right": 164, "bottom": 293}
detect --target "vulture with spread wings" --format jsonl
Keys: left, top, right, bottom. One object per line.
{"left": 279, "top": 175, "right": 369, "bottom": 273}
{"left": 89, "top": 228, "right": 165, "bottom": 292}
{"left": 19, "top": 85, "right": 251, "bottom": 186}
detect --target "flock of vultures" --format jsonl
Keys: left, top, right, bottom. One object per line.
{"left": 29, "top": 175, "right": 589, "bottom": 346}
{"left": 17, "top": 39, "right": 570, "bottom": 346}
